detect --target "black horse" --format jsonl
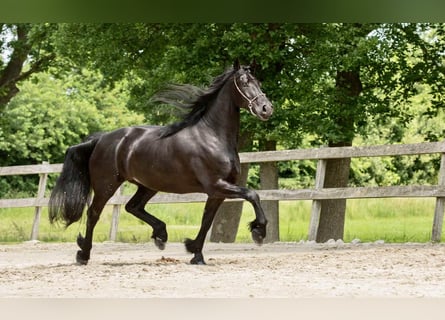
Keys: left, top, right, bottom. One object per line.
{"left": 49, "top": 62, "right": 273, "bottom": 265}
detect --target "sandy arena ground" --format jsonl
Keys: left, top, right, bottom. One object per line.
{"left": 1, "top": 240, "right": 445, "bottom": 298}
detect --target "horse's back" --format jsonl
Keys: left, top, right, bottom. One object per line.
{"left": 88, "top": 125, "right": 163, "bottom": 184}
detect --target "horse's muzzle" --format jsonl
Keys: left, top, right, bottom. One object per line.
{"left": 258, "top": 103, "right": 273, "bottom": 121}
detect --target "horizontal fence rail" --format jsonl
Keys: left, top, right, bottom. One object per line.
{"left": 1, "top": 141, "right": 445, "bottom": 242}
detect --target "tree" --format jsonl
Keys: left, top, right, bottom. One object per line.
{"left": 287, "top": 23, "right": 445, "bottom": 241}
{"left": 0, "top": 23, "right": 56, "bottom": 110}
{"left": 0, "top": 69, "right": 144, "bottom": 197}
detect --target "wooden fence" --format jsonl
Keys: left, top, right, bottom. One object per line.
{"left": 1, "top": 141, "right": 445, "bottom": 242}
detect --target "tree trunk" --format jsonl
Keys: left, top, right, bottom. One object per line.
{"left": 0, "top": 25, "right": 31, "bottom": 108}
{"left": 315, "top": 142, "right": 352, "bottom": 242}
{"left": 315, "top": 69, "right": 361, "bottom": 242}
{"left": 0, "top": 24, "right": 55, "bottom": 110}
{"left": 259, "top": 140, "right": 279, "bottom": 242}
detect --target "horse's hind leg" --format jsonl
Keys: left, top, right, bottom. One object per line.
{"left": 185, "top": 197, "right": 224, "bottom": 265}
{"left": 76, "top": 193, "right": 113, "bottom": 265}
{"left": 76, "top": 180, "right": 122, "bottom": 265}
{"left": 125, "top": 185, "right": 168, "bottom": 250}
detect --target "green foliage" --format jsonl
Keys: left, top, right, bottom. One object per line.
{"left": 0, "top": 69, "right": 144, "bottom": 196}
{"left": 52, "top": 23, "right": 445, "bottom": 148}
{"left": 1, "top": 70, "right": 143, "bottom": 165}
{"left": 350, "top": 81, "right": 445, "bottom": 187}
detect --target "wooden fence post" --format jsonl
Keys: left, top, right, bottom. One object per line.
{"left": 307, "top": 159, "right": 327, "bottom": 241}
{"left": 432, "top": 153, "right": 445, "bottom": 242}
{"left": 260, "top": 160, "right": 280, "bottom": 242}
{"left": 109, "top": 186, "right": 123, "bottom": 241}
{"left": 30, "top": 161, "right": 49, "bottom": 241}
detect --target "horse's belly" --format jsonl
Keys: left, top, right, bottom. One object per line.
{"left": 127, "top": 153, "right": 204, "bottom": 193}
{"left": 132, "top": 172, "right": 204, "bottom": 194}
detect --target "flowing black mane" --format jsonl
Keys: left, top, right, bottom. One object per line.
{"left": 153, "top": 67, "right": 237, "bottom": 138}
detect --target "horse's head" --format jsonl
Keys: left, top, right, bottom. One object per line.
{"left": 232, "top": 62, "right": 273, "bottom": 121}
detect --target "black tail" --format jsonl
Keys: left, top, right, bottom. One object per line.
{"left": 49, "top": 136, "right": 100, "bottom": 227}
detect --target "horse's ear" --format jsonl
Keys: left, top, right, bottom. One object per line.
{"left": 233, "top": 59, "right": 241, "bottom": 70}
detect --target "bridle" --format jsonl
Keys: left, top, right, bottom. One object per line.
{"left": 233, "top": 75, "right": 266, "bottom": 116}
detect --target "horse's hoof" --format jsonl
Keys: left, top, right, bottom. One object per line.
{"left": 154, "top": 237, "right": 166, "bottom": 250}
{"left": 152, "top": 229, "right": 168, "bottom": 250}
{"left": 190, "top": 252, "right": 206, "bottom": 265}
{"left": 76, "top": 250, "right": 89, "bottom": 265}
{"left": 251, "top": 228, "right": 264, "bottom": 245}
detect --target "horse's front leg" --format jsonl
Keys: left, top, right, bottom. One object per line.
{"left": 213, "top": 179, "right": 267, "bottom": 245}
{"left": 185, "top": 197, "right": 224, "bottom": 265}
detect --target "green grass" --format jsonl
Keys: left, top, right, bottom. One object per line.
{"left": 344, "top": 198, "right": 437, "bottom": 242}
{"left": 0, "top": 198, "right": 442, "bottom": 243}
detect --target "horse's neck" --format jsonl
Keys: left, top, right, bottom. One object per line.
{"left": 201, "top": 86, "right": 240, "bottom": 148}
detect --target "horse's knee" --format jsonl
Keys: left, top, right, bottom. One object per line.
{"left": 245, "top": 189, "right": 260, "bottom": 203}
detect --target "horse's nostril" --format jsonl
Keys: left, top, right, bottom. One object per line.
{"left": 262, "top": 105, "right": 273, "bottom": 115}
{"left": 262, "top": 105, "right": 268, "bottom": 113}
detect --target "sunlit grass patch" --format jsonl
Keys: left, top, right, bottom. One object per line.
{"left": 0, "top": 198, "right": 442, "bottom": 244}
